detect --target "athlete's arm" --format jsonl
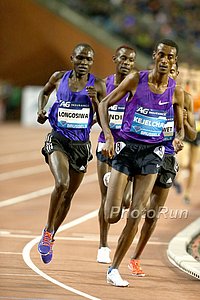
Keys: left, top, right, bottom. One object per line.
{"left": 183, "top": 92, "right": 197, "bottom": 141}
{"left": 37, "top": 71, "right": 64, "bottom": 124}
{"left": 173, "top": 85, "right": 184, "bottom": 141}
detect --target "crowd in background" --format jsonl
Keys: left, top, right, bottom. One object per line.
{"left": 63, "top": 0, "right": 200, "bottom": 67}
{"left": 1, "top": 0, "right": 200, "bottom": 122}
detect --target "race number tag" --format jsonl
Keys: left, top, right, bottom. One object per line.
{"left": 115, "top": 141, "right": 126, "bottom": 154}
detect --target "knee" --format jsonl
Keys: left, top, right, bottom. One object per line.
{"left": 145, "top": 209, "right": 159, "bottom": 225}
{"left": 104, "top": 205, "right": 121, "bottom": 224}
{"left": 55, "top": 181, "right": 69, "bottom": 194}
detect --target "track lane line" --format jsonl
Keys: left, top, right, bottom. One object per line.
{"left": 22, "top": 210, "right": 100, "bottom": 300}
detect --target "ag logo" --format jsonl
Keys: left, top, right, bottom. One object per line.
{"left": 136, "top": 107, "right": 149, "bottom": 114}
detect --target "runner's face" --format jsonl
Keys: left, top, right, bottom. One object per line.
{"left": 154, "top": 43, "right": 177, "bottom": 75}
{"left": 169, "top": 64, "right": 179, "bottom": 80}
{"left": 71, "top": 46, "right": 94, "bottom": 76}
{"left": 114, "top": 48, "right": 135, "bottom": 75}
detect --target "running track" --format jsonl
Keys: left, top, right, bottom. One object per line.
{"left": 0, "top": 123, "right": 199, "bottom": 300}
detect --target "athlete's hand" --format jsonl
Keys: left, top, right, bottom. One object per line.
{"left": 86, "top": 86, "right": 98, "bottom": 102}
{"left": 37, "top": 110, "right": 48, "bottom": 124}
{"left": 173, "top": 138, "right": 184, "bottom": 153}
{"left": 102, "top": 137, "right": 115, "bottom": 159}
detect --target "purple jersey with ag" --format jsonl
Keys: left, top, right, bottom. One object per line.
{"left": 163, "top": 106, "right": 175, "bottom": 154}
{"left": 48, "top": 70, "right": 95, "bottom": 141}
{"left": 120, "top": 70, "right": 176, "bottom": 143}
{"left": 98, "top": 74, "right": 128, "bottom": 143}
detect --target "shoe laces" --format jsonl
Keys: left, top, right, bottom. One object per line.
{"left": 42, "top": 231, "right": 52, "bottom": 246}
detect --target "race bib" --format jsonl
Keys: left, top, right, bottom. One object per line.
{"left": 163, "top": 120, "right": 174, "bottom": 140}
{"left": 109, "top": 105, "right": 124, "bottom": 129}
{"left": 131, "top": 106, "right": 166, "bottom": 137}
{"left": 57, "top": 107, "right": 90, "bottom": 128}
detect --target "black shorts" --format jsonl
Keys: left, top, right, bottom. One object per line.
{"left": 96, "top": 142, "right": 113, "bottom": 167}
{"left": 41, "top": 130, "right": 93, "bottom": 173}
{"left": 184, "top": 131, "right": 200, "bottom": 146}
{"left": 155, "top": 154, "right": 179, "bottom": 189}
{"left": 112, "top": 140, "right": 165, "bottom": 177}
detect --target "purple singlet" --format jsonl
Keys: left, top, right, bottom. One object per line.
{"left": 120, "top": 70, "right": 176, "bottom": 144}
{"left": 98, "top": 74, "right": 129, "bottom": 143}
{"left": 48, "top": 70, "right": 95, "bottom": 141}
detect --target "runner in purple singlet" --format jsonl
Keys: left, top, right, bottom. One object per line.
{"left": 37, "top": 43, "right": 106, "bottom": 264}
{"left": 98, "top": 39, "right": 184, "bottom": 287}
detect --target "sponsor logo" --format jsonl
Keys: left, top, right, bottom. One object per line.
{"left": 158, "top": 100, "right": 169, "bottom": 105}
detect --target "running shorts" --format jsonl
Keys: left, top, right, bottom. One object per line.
{"left": 41, "top": 130, "right": 93, "bottom": 173}
{"left": 155, "top": 154, "right": 179, "bottom": 188}
{"left": 96, "top": 142, "right": 113, "bottom": 166}
{"left": 111, "top": 140, "right": 165, "bottom": 177}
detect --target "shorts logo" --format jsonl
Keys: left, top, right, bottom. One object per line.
{"left": 79, "top": 165, "right": 86, "bottom": 171}
{"left": 166, "top": 177, "right": 172, "bottom": 184}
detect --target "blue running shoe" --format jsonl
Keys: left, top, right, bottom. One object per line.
{"left": 38, "top": 229, "right": 53, "bottom": 255}
{"left": 41, "top": 240, "right": 54, "bottom": 264}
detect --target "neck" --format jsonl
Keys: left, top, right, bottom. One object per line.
{"left": 149, "top": 69, "right": 168, "bottom": 88}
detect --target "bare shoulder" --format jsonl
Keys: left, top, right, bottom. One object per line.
{"left": 94, "top": 77, "right": 106, "bottom": 89}
{"left": 50, "top": 71, "right": 65, "bottom": 82}
{"left": 174, "top": 84, "right": 184, "bottom": 93}
{"left": 173, "top": 84, "right": 184, "bottom": 106}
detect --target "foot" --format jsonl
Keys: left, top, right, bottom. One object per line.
{"left": 97, "top": 247, "right": 111, "bottom": 264}
{"left": 128, "top": 259, "right": 145, "bottom": 277}
{"left": 38, "top": 229, "right": 53, "bottom": 255}
{"left": 107, "top": 268, "right": 129, "bottom": 287}
{"left": 41, "top": 240, "right": 55, "bottom": 264}
{"left": 173, "top": 180, "right": 182, "bottom": 194}
{"left": 183, "top": 195, "right": 190, "bottom": 205}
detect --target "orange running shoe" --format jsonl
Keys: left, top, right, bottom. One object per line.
{"left": 128, "top": 259, "right": 145, "bottom": 277}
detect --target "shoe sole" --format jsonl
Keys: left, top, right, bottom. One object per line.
{"left": 107, "top": 279, "right": 129, "bottom": 287}
{"left": 97, "top": 259, "right": 111, "bottom": 264}
{"left": 38, "top": 249, "right": 50, "bottom": 256}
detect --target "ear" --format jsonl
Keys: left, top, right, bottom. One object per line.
{"left": 152, "top": 51, "right": 156, "bottom": 60}
{"left": 70, "top": 55, "right": 73, "bottom": 62}
{"left": 112, "top": 55, "right": 117, "bottom": 63}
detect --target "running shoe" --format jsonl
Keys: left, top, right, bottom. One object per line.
{"left": 183, "top": 196, "right": 190, "bottom": 205}
{"left": 41, "top": 240, "right": 54, "bottom": 264}
{"left": 107, "top": 268, "right": 129, "bottom": 287}
{"left": 128, "top": 259, "right": 145, "bottom": 277}
{"left": 173, "top": 180, "right": 182, "bottom": 194}
{"left": 38, "top": 229, "right": 53, "bottom": 255}
{"left": 97, "top": 247, "right": 111, "bottom": 264}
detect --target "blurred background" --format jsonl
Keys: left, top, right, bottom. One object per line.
{"left": 0, "top": 0, "right": 200, "bottom": 124}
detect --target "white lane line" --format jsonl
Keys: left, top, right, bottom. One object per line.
{"left": 22, "top": 210, "right": 100, "bottom": 300}
{"left": 0, "top": 173, "right": 98, "bottom": 208}
{"left": 0, "top": 151, "right": 40, "bottom": 164}
{"left": 0, "top": 187, "right": 53, "bottom": 208}
{"left": 0, "top": 233, "right": 168, "bottom": 245}
{"left": 0, "top": 165, "right": 47, "bottom": 181}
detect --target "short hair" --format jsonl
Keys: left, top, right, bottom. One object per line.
{"left": 154, "top": 39, "right": 179, "bottom": 55}
{"left": 115, "top": 44, "right": 136, "bottom": 55}
{"left": 73, "top": 43, "right": 95, "bottom": 54}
